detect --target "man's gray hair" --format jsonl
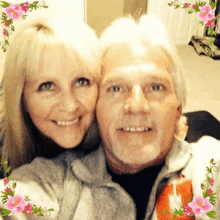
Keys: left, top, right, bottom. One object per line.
{"left": 99, "top": 14, "right": 187, "bottom": 108}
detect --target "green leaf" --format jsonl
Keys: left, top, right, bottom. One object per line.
{"left": 194, "top": 8, "right": 200, "bottom": 12}
{"left": 1, "top": 209, "right": 11, "bottom": 216}
{"left": 1, "top": 1, "right": 10, "bottom": 8}
{"left": 22, "top": 211, "right": 28, "bottom": 215}
{"left": 203, "top": 190, "right": 208, "bottom": 197}
{"left": 8, "top": 19, "right": 13, "bottom": 26}
{"left": 206, "top": 210, "right": 217, "bottom": 219}
{"left": 175, "top": 5, "right": 180, "bottom": 9}
{"left": 207, "top": 167, "right": 211, "bottom": 173}
{"left": 5, "top": 167, "right": 10, "bottom": 173}
{"left": 1, "top": 159, "right": 7, "bottom": 165}
{"left": 5, "top": 40, "right": 9, "bottom": 46}
{"left": 48, "top": 208, "right": 54, "bottom": 211}
{"left": 43, "top": 6, "right": 49, "bottom": 8}
{"left": 210, "top": 1, "right": 217, "bottom": 9}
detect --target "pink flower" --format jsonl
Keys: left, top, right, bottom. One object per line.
{"left": 207, "top": 188, "right": 212, "bottom": 195}
{"left": 184, "top": 204, "right": 193, "bottom": 216}
{"left": 3, "top": 177, "right": 8, "bottom": 185}
{"left": 23, "top": 203, "right": 33, "bottom": 215}
{"left": 183, "top": 3, "right": 190, "bottom": 7}
{"left": 21, "top": 2, "right": 29, "bottom": 13}
{"left": 192, "top": 4, "right": 198, "bottom": 9}
{"left": 198, "top": 4, "right": 215, "bottom": 24}
{"left": 206, "top": 20, "right": 216, "bottom": 27}
{"left": 188, "top": 195, "right": 213, "bottom": 217}
{"left": 4, "top": 194, "right": 28, "bottom": 215}
{"left": 4, "top": 21, "right": 9, "bottom": 27}
{"left": 4, "top": 3, "right": 25, "bottom": 21}
{"left": 210, "top": 178, "right": 214, "bottom": 186}
{"left": 5, "top": 187, "right": 10, "bottom": 194}
{"left": 3, "top": 29, "right": 7, "bottom": 36}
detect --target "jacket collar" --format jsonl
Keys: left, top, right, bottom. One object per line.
{"left": 163, "top": 138, "right": 193, "bottom": 175}
{"left": 71, "top": 146, "right": 111, "bottom": 185}
{"left": 71, "top": 138, "right": 193, "bottom": 186}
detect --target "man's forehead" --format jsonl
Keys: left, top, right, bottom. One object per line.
{"left": 102, "top": 42, "right": 170, "bottom": 74}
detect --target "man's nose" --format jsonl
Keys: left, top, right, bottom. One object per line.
{"left": 58, "top": 92, "right": 80, "bottom": 113}
{"left": 124, "top": 85, "right": 150, "bottom": 114}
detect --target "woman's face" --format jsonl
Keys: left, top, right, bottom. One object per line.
{"left": 23, "top": 52, "right": 98, "bottom": 148}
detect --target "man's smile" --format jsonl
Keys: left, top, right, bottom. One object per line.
{"left": 118, "top": 127, "right": 152, "bottom": 132}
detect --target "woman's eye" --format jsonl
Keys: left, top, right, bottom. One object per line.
{"left": 38, "top": 82, "right": 54, "bottom": 91}
{"left": 109, "top": 85, "right": 121, "bottom": 93}
{"left": 151, "top": 84, "right": 164, "bottom": 91}
{"left": 76, "top": 77, "right": 90, "bottom": 87}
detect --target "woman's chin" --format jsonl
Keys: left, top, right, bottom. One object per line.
{"left": 53, "top": 135, "right": 84, "bottom": 149}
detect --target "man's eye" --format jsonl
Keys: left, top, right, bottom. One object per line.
{"left": 76, "top": 77, "right": 90, "bottom": 87}
{"left": 38, "top": 82, "right": 54, "bottom": 91}
{"left": 109, "top": 85, "right": 121, "bottom": 93}
{"left": 151, "top": 84, "right": 164, "bottom": 91}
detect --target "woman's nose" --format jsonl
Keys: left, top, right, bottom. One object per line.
{"left": 123, "top": 85, "right": 150, "bottom": 114}
{"left": 58, "top": 92, "right": 80, "bottom": 113}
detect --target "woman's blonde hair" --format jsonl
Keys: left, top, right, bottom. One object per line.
{"left": 1, "top": 10, "right": 101, "bottom": 171}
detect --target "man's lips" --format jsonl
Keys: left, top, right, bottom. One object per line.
{"left": 118, "top": 127, "right": 152, "bottom": 132}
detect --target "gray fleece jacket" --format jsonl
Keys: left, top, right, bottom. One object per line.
{"left": 0, "top": 136, "right": 220, "bottom": 220}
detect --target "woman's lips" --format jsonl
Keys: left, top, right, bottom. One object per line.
{"left": 52, "top": 117, "right": 80, "bottom": 127}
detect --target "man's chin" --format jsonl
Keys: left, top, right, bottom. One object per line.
{"left": 113, "top": 142, "right": 160, "bottom": 166}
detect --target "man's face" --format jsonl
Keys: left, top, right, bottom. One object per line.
{"left": 96, "top": 43, "right": 181, "bottom": 173}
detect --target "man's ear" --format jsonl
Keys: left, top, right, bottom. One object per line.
{"left": 177, "top": 105, "right": 182, "bottom": 117}
{"left": 174, "top": 106, "right": 188, "bottom": 141}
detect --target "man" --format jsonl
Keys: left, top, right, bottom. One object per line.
{"left": 95, "top": 14, "right": 220, "bottom": 219}
{"left": 0, "top": 14, "right": 220, "bottom": 220}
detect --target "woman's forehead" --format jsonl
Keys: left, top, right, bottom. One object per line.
{"left": 25, "top": 46, "right": 84, "bottom": 78}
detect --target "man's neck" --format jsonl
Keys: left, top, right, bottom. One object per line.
{"left": 106, "top": 152, "right": 165, "bottom": 174}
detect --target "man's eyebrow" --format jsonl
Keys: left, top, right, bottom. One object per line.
{"left": 102, "top": 74, "right": 171, "bottom": 86}
{"left": 102, "top": 76, "right": 125, "bottom": 85}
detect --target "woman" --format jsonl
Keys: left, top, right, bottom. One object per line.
{"left": 0, "top": 10, "right": 101, "bottom": 172}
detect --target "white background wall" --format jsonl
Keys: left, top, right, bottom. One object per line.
{"left": 147, "top": 0, "right": 209, "bottom": 44}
